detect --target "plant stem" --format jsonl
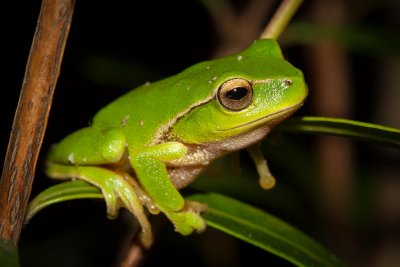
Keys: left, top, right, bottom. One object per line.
{"left": 0, "top": 0, "right": 75, "bottom": 244}
{"left": 261, "top": 0, "right": 303, "bottom": 39}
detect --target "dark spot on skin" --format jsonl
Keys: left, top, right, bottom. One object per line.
{"left": 284, "top": 80, "right": 293, "bottom": 86}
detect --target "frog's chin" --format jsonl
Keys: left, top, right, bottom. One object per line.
{"left": 216, "top": 103, "right": 302, "bottom": 132}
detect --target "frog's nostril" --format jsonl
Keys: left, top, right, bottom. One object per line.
{"left": 284, "top": 80, "right": 293, "bottom": 86}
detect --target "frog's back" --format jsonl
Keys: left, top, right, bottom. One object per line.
{"left": 91, "top": 70, "right": 213, "bottom": 147}
{"left": 92, "top": 39, "right": 296, "bottom": 147}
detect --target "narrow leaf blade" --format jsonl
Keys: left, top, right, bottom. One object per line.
{"left": 189, "top": 192, "right": 346, "bottom": 267}
{"left": 276, "top": 116, "right": 400, "bottom": 149}
{"left": 284, "top": 22, "right": 400, "bottom": 59}
{"left": 26, "top": 181, "right": 346, "bottom": 266}
{"left": 25, "top": 180, "right": 103, "bottom": 223}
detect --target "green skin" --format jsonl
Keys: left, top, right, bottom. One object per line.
{"left": 46, "top": 39, "right": 308, "bottom": 246}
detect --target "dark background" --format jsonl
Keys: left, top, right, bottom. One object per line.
{"left": 2, "top": 0, "right": 400, "bottom": 266}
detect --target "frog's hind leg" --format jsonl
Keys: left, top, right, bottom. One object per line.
{"left": 45, "top": 163, "right": 153, "bottom": 247}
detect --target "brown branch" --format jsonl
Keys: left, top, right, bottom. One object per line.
{"left": 0, "top": 0, "right": 75, "bottom": 244}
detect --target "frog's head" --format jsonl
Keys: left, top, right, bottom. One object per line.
{"left": 170, "top": 39, "right": 308, "bottom": 147}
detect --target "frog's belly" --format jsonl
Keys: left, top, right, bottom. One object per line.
{"left": 167, "top": 124, "right": 271, "bottom": 188}
{"left": 168, "top": 165, "right": 204, "bottom": 189}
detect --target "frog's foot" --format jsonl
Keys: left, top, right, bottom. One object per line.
{"left": 46, "top": 163, "right": 153, "bottom": 247}
{"left": 162, "top": 200, "right": 207, "bottom": 235}
{"left": 118, "top": 171, "right": 160, "bottom": 215}
{"left": 247, "top": 144, "right": 276, "bottom": 190}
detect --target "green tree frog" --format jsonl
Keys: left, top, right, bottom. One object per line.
{"left": 45, "top": 39, "right": 307, "bottom": 246}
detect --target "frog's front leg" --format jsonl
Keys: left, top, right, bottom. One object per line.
{"left": 130, "top": 142, "right": 207, "bottom": 235}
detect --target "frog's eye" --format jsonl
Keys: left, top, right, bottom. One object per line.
{"left": 217, "top": 78, "right": 253, "bottom": 111}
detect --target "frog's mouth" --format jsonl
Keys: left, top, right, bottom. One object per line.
{"left": 216, "top": 103, "right": 303, "bottom": 132}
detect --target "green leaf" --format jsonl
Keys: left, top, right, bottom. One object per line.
{"left": 26, "top": 181, "right": 345, "bottom": 266}
{"left": 25, "top": 180, "right": 102, "bottom": 223}
{"left": 188, "top": 192, "right": 346, "bottom": 267}
{"left": 276, "top": 116, "right": 400, "bottom": 149}
{"left": 284, "top": 22, "right": 400, "bottom": 59}
{"left": 0, "top": 238, "right": 19, "bottom": 267}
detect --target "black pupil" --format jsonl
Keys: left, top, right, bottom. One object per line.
{"left": 225, "top": 87, "right": 248, "bottom": 100}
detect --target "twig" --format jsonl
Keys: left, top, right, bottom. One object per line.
{"left": 0, "top": 0, "right": 75, "bottom": 244}
{"left": 261, "top": 0, "right": 303, "bottom": 39}
{"left": 119, "top": 240, "right": 148, "bottom": 267}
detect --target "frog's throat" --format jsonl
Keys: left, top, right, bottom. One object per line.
{"left": 215, "top": 103, "right": 303, "bottom": 132}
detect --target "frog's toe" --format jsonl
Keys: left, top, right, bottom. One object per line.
{"left": 185, "top": 200, "right": 208, "bottom": 214}
{"left": 164, "top": 201, "right": 207, "bottom": 235}
{"left": 102, "top": 190, "right": 119, "bottom": 219}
